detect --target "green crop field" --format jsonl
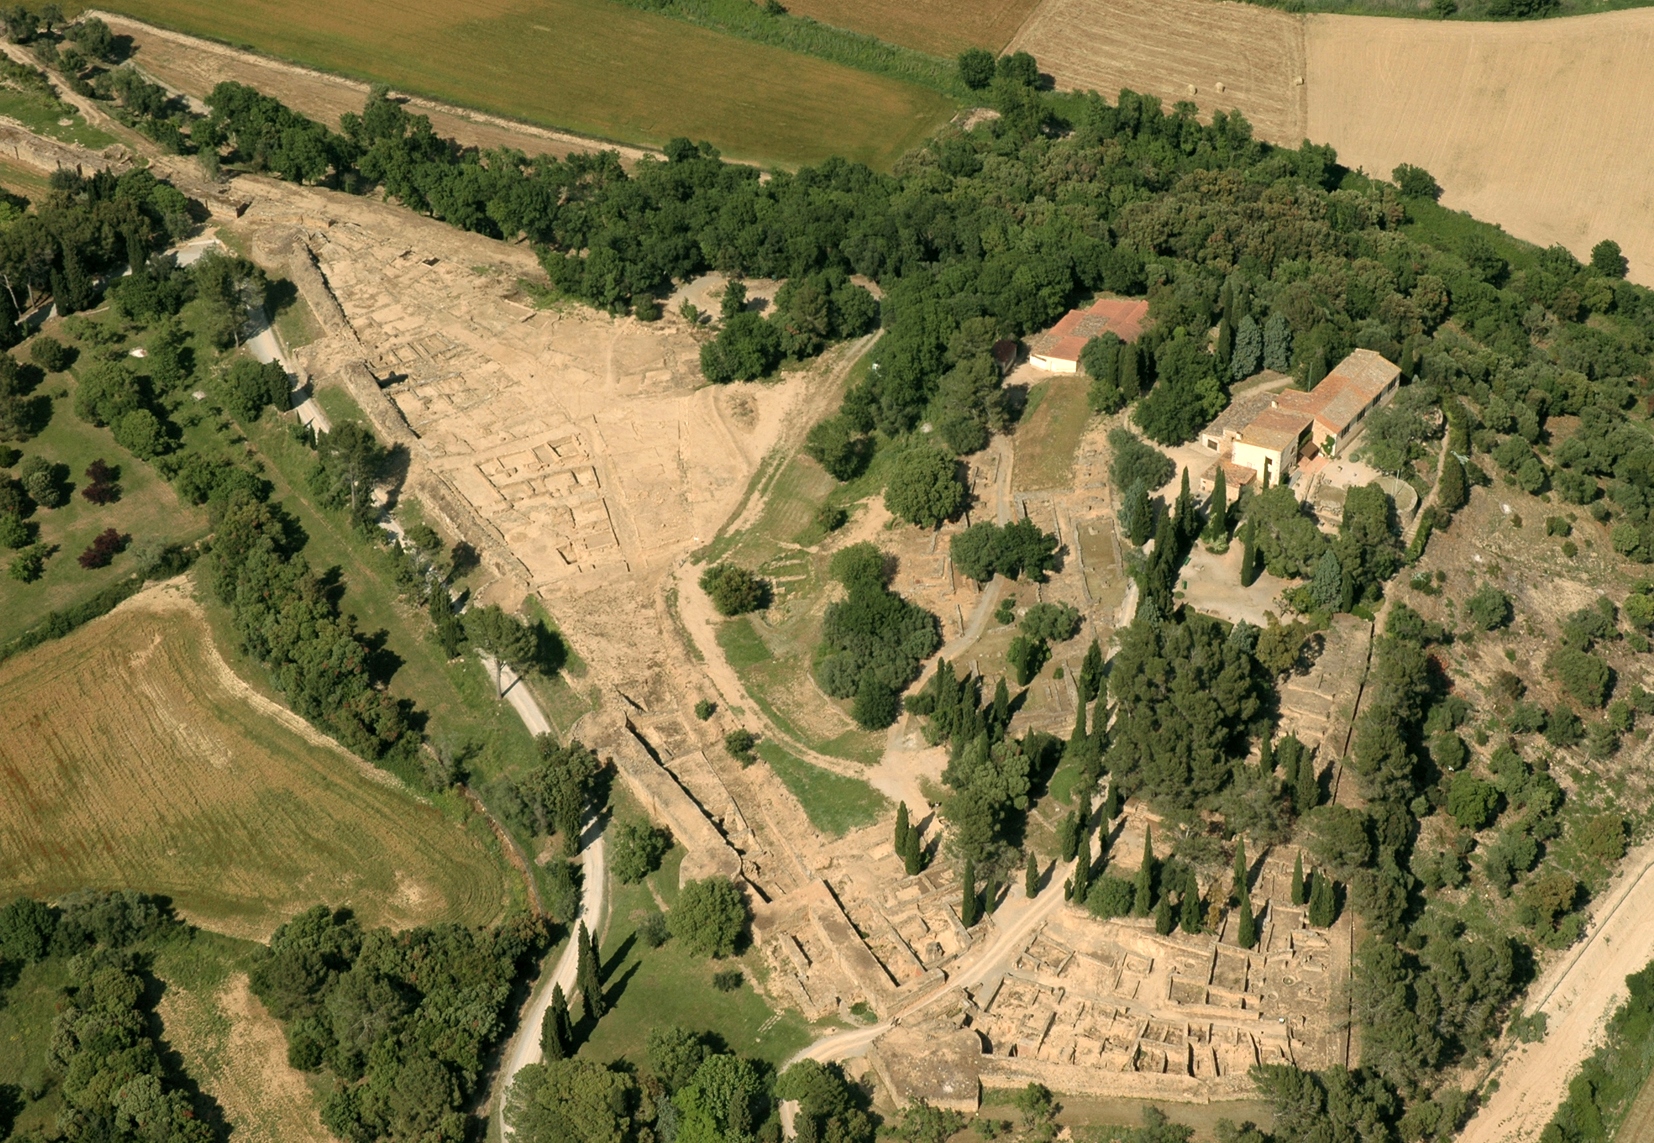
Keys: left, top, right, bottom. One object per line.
{"left": 0, "top": 595, "right": 515, "bottom": 940}
{"left": 94, "top": 0, "right": 956, "bottom": 169}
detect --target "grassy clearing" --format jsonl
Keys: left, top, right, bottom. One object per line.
{"left": 0, "top": 352, "right": 209, "bottom": 645}
{"left": 580, "top": 830, "right": 814, "bottom": 1068}
{"left": 755, "top": 741, "right": 886, "bottom": 836}
{"left": 0, "top": 598, "right": 514, "bottom": 939}
{"left": 0, "top": 153, "right": 53, "bottom": 198}
{"left": 97, "top": 0, "right": 955, "bottom": 170}
{"left": 0, "top": 70, "right": 116, "bottom": 149}
{"left": 1012, "top": 373, "right": 1091, "bottom": 493}
{"left": 0, "top": 957, "right": 71, "bottom": 1132}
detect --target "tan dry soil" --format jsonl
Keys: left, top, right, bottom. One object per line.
{"left": 1304, "top": 9, "right": 1654, "bottom": 286}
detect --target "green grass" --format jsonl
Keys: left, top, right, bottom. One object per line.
{"left": 0, "top": 956, "right": 71, "bottom": 1134}
{"left": 1012, "top": 373, "right": 1092, "bottom": 493}
{"left": 755, "top": 741, "right": 886, "bottom": 836}
{"left": 0, "top": 335, "right": 209, "bottom": 646}
{"left": 0, "top": 82, "right": 116, "bottom": 149}
{"left": 580, "top": 834, "right": 814, "bottom": 1068}
{"left": 97, "top": 0, "right": 956, "bottom": 170}
{"left": 717, "top": 614, "right": 775, "bottom": 668}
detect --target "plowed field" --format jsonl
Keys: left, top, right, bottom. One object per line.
{"left": 0, "top": 582, "right": 511, "bottom": 939}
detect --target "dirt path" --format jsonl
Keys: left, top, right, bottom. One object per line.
{"left": 493, "top": 817, "right": 607, "bottom": 1139}
{"left": 1458, "top": 837, "right": 1654, "bottom": 1143}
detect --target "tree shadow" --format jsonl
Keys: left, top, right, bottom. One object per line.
{"left": 600, "top": 933, "right": 637, "bottom": 983}
{"left": 360, "top": 627, "right": 403, "bottom": 687}
{"left": 141, "top": 965, "right": 232, "bottom": 1142}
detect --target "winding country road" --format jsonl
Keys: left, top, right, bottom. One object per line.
{"left": 1458, "top": 836, "right": 1654, "bottom": 1143}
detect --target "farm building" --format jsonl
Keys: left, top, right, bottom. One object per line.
{"left": 1027, "top": 297, "right": 1150, "bottom": 372}
{"left": 1198, "top": 349, "right": 1401, "bottom": 491}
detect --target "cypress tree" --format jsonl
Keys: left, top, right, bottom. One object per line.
{"left": 961, "top": 859, "right": 979, "bottom": 926}
{"left": 1026, "top": 850, "right": 1041, "bottom": 898}
{"left": 1077, "top": 787, "right": 1092, "bottom": 832}
{"left": 1297, "top": 755, "right": 1320, "bottom": 811}
{"left": 1180, "top": 871, "right": 1203, "bottom": 933}
{"left": 1215, "top": 315, "right": 1233, "bottom": 373}
{"left": 1124, "top": 480, "right": 1153, "bottom": 546}
{"left": 1308, "top": 871, "right": 1336, "bottom": 927}
{"left": 903, "top": 825, "right": 923, "bottom": 876}
{"left": 1291, "top": 852, "right": 1308, "bottom": 906}
{"left": 1119, "top": 340, "right": 1141, "bottom": 400}
{"left": 1204, "top": 465, "right": 1228, "bottom": 544}
{"left": 541, "top": 987, "right": 569, "bottom": 1059}
{"left": 1154, "top": 892, "right": 1174, "bottom": 935}
{"left": 1236, "top": 889, "right": 1256, "bottom": 950}
{"left": 576, "top": 921, "right": 604, "bottom": 1019}
{"left": 1240, "top": 519, "right": 1259, "bottom": 587}
{"left": 894, "top": 801, "right": 910, "bottom": 857}
{"left": 1232, "top": 838, "right": 1248, "bottom": 904}
{"left": 1102, "top": 781, "right": 1119, "bottom": 821}
{"left": 1079, "top": 638, "right": 1104, "bottom": 703}
{"left": 1133, "top": 827, "right": 1154, "bottom": 916}
{"left": 0, "top": 279, "right": 18, "bottom": 351}
{"left": 1438, "top": 453, "right": 1468, "bottom": 515}
{"left": 985, "top": 871, "right": 1001, "bottom": 914}
{"left": 1259, "top": 733, "right": 1274, "bottom": 774}
{"left": 1072, "top": 829, "right": 1091, "bottom": 902}
{"left": 991, "top": 676, "right": 1011, "bottom": 740}
{"left": 1059, "top": 813, "right": 1080, "bottom": 862}
{"left": 1174, "top": 468, "right": 1195, "bottom": 544}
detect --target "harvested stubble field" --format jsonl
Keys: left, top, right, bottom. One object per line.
{"left": 1304, "top": 7, "right": 1654, "bottom": 286}
{"left": 1008, "top": 0, "right": 1309, "bottom": 143}
{"left": 92, "top": 0, "right": 955, "bottom": 168}
{"left": 778, "top": 0, "right": 1043, "bottom": 55}
{"left": 0, "top": 583, "right": 513, "bottom": 939}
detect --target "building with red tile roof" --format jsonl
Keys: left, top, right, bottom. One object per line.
{"left": 1028, "top": 297, "right": 1151, "bottom": 373}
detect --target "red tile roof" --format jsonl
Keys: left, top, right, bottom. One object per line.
{"left": 1031, "top": 297, "right": 1151, "bottom": 363}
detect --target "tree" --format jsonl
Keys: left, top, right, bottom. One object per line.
{"left": 74, "top": 361, "right": 143, "bottom": 427}
{"left": 804, "top": 415, "right": 872, "bottom": 480}
{"left": 1235, "top": 888, "right": 1256, "bottom": 949}
{"left": 576, "top": 920, "right": 604, "bottom": 1018}
{"left": 1553, "top": 647, "right": 1612, "bottom": 708}
{"left": 1291, "top": 852, "right": 1307, "bottom": 906}
{"left": 1232, "top": 837, "right": 1249, "bottom": 903}
{"left": 1392, "top": 163, "right": 1443, "bottom": 200}
{"left": 507, "top": 1057, "right": 639, "bottom": 1143}
{"left": 610, "top": 819, "right": 670, "bottom": 884}
{"left": 114, "top": 408, "right": 166, "bottom": 459}
{"left": 961, "top": 858, "right": 979, "bottom": 926}
{"left": 1025, "top": 850, "right": 1040, "bottom": 898}
{"left": 19, "top": 455, "right": 66, "bottom": 507}
{"left": 1231, "top": 315, "right": 1262, "bottom": 380}
{"left": 310, "top": 421, "right": 388, "bottom": 518}
{"left": 1121, "top": 479, "right": 1153, "bottom": 547}
{"left": 884, "top": 446, "right": 964, "bottom": 528}
{"left": 466, "top": 604, "right": 540, "bottom": 695}
{"left": 1263, "top": 314, "right": 1292, "bottom": 372}
{"left": 1447, "top": 772, "right": 1499, "bottom": 831}
{"left": 701, "top": 311, "right": 782, "bottom": 382}
{"left": 1591, "top": 239, "right": 1628, "bottom": 279}
{"left": 1307, "top": 871, "right": 1336, "bottom": 926}
{"left": 1437, "top": 452, "right": 1467, "bottom": 514}
{"left": 1079, "top": 639, "right": 1104, "bottom": 703}
{"left": 220, "top": 357, "right": 289, "bottom": 423}
{"left": 958, "top": 48, "right": 995, "bottom": 90}
{"left": 0, "top": 896, "right": 56, "bottom": 962}
{"left": 647, "top": 1025, "right": 708, "bottom": 1093}
{"left": 1134, "top": 331, "right": 1225, "bottom": 445}
{"left": 540, "top": 986, "right": 570, "bottom": 1060}
{"left": 1133, "top": 827, "right": 1154, "bottom": 915}
{"left": 1108, "top": 427, "right": 1176, "bottom": 493}
{"left": 903, "top": 822, "right": 923, "bottom": 875}
{"left": 1155, "top": 891, "right": 1174, "bottom": 934}
{"left": 700, "top": 563, "right": 769, "bottom": 615}
{"left": 29, "top": 336, "right": 72, "bottom": 373}
{"left": 1007, "top": 633, "right": 1048, "bottom": 685}
{"left": 1204, "top": 465, "right": 1229, "bottom": 547}
{"left": 895, "top": 801, "right": 911, "bottom": 857}
{"left": 1240, "top": 519, "right": 1259, "bottom": 587}
{"left": 670, "top": 877, "right": 748, "bottom": 957}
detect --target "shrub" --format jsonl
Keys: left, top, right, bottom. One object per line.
{"left": 28, "top": 336, "right": 73, "bottom": 372}
{"left": 851, "top": 675, "right": 900, "bottom": 729}
{"left": 958, "top": 47, "right": 995, "bottom": 90}
{"left": 1552, "top": 647, "right": 1612, "bottom": 708}
{"left": 1465, "top": 584, "right": 1513, "bottom": 630}
{"left": 1392, "top": 164, "right": 1443, "bottom": 201}
{"left": 220, "top": 357, "right": 289, "bottom": 423}
{"left": 1007, "top": 633, "right": 1048, "bottom": 685}
{"left": 80, "top": 458, "right": 120, "bottom": 504}
{"left": 711, "top": 968, "right": 744, "bottom": 992}
{"left": 884, "top": 446, "right": 964, "bottom": 528}
{"left": 637, "top": 912, "right": 669, "bottom": 948}
{"left": 803, "top": 415, "right": 872, "bottom": 481}
{"left": 1085, "top": 875, "right": 1135, "bottom": 919}
{"left": 700, "top": 562, "right": 769, "bottom": 616}
{"left": 1020, "top": 602, "right": 1081, "bottom": 643}
{"left": 19, "top": 455, "right": 66, "bottom": 508}
{"left": 73, "top": 361, "right": 143, "bottom": 427}
{"left": 724, "top": 728, "right": 758, "bottom": 763}
{"left": 694, "top": 698, "right": 716, "bottom": 720}
{"left": 8, "top": 542, "right": 47, "bottom": 582}
{"left": 77, "top": 527, "right": 130, "bottom": 569}
{"left": 0, "top": 512, "right": 30, "bottom": 548}
{"left": 1107, "top": 427, "right": 1175, "bottom": 493}
{"left": 949, "top": 518, "right": 1058, "bottom": 583}
{"left": 814, "top": 503, "right": 848, "bottom": 533}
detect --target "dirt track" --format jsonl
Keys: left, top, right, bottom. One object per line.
{"left": 1458, "top": 837, "right": 1654, "bottom": 1143}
